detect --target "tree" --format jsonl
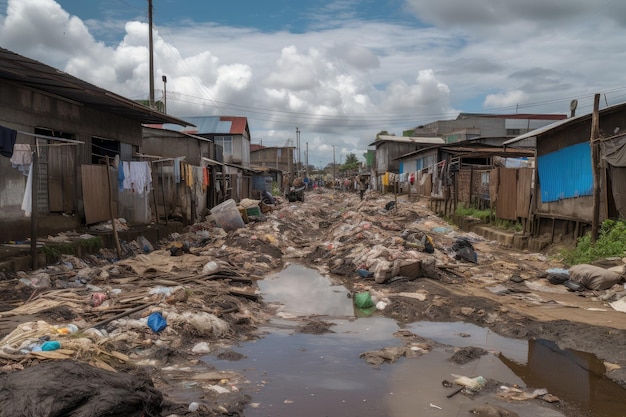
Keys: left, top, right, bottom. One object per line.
{"left": 339, "top": 153, "right": 360, "bottom": 172}
{"left": 376, "top": 130, "right": 394, "bottom": 140}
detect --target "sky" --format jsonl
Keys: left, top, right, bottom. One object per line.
{"left": 1, "top": 0, "right": 626, "bottom": 168}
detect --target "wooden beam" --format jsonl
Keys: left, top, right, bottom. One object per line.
{"left": 590, "top": 93, "right": 601, "bottom": 242}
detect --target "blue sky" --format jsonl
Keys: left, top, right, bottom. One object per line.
{"left": 2, "top": 0, "right": 626, "bottom": 166}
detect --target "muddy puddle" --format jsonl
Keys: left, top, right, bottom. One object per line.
{"left": 203, "top": 264, "right": 626, "bottom": 417}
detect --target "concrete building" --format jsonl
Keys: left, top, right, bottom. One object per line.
{"left": 406, "top": 113, "right": 567, "bottom": 142}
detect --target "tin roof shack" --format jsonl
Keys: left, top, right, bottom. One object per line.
{"left": 147, "top": 116, "right": 254, "bottom": 205}
{"left": 504, "top": 101, "right": 626, "bottom": 244}
{"left": 369, "top": 135, "right": 444, "bottom": 192}
{"left": 250, "top": 145, "right": 295, "bottom": 175}
{"left": 141, "top": 126, "right": 224, "bottom": 224}
{"left": 370, "top": 135, "right": 445, "bottom": 173}
{"left": 396, "top": 141, "right": 533, "bottom": 221}
{"left": 0, "top": 47, "right": 188, "bottom": 246}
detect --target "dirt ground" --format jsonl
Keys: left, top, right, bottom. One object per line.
{"left": 0, "top": 188, "right": 625, "bottom": 417}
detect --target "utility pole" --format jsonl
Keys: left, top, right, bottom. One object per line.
{"left": 161, "top": 75, "right": 167, "bottom": 113}
{"left": 332, "top": 145, "right": 336, "bottom": 185}
{"left": 148, "top": 0, "right": 155, "bottom": 108}
{"left": 305, "top": 142, "right": 309, "bottom": 178}
{"left": 296, "top": 127, "right": 301, "bottom": 175}
{"left": 590, "top": 93, "right": 601, "bottom": 242}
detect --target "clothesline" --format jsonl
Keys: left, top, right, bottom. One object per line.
{"left": 16, "top": 130, "right": 84, "bottom": 145}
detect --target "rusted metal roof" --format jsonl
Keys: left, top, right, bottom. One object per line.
{"left": 0, "top": 47, "right": 191, "bottom": 126}
{"left": 146, "top": 116, "right": 250, "bottom": 136}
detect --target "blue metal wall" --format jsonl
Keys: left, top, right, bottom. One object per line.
{"left": 537, "top": 142, "right": 593, "bottom": 202}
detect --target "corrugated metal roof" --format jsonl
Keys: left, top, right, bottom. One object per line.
{"left": 504, "top": 101, "right": 626, "bottom": 147}
{"left": 369, "top": 135, "right": 444, "bottom": 147}
{"left": 149, "top": 116, "right": 249, "bottom": 135}
{"left": 0, "top": 47, "right": 191, "bottom": 126}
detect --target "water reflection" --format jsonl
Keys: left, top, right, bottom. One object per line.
{"left": 257, "top": 263, "right": 354, "bottom": 316}
{"left": 500, "top": 339, "right": 626, "bottom": 417}
{"left": 210, "top": 264, "right": 626, "bottom": 417}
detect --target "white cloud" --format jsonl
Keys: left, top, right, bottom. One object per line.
{"left": 2, "top": 0, "right": 626, "bottom": 166}
{"left": 484, "top": 90, "right": 527, "bottom": 109}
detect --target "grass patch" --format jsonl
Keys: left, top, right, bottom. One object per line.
{"left": 42, "top": 236, "right": 104, "bottom": 262}
{"left": 493, "top": 218, "right": 523, "bottom": 232}
{"left": 560, "top": 219, "right": 626, "bottom": 266}
{"left": 455, "top": 204, "right": 491, "bottom": 222}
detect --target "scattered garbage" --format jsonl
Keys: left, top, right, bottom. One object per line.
{"left": 354, "top": 291, "right": 375, "bottom": 309}
{"left": 40, "top": 340, "right": 61, "bottom": 351}
{"left": 147, "top": 312, "right": 167, "bottom": 333}
{"left": 211, "top": 199, "right": 246, "bottom": 231}
{"left": 451, "top": 374, "right": 486, "bottom": 392}
{"left": 55, "top": 324, "right": 78, "bottom": 335}
{"left": 451, "top": 238, "right": 478, "bottom": 263}
{"left": 91, "top": 292, "right": 107, "bottom": 307}
{"left": 136, "top": 235, "right": 154, "bottom": 253}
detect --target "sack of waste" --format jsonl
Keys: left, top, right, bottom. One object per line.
{"left": 451, "top": 238, "right": 477, "bottom": 263}
{"left": 568, "top": 264, "right": 624, "bottom": 290}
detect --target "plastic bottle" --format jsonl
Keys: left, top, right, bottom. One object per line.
{"left": 55, "top": 324, "right": 78, "bottom": 335}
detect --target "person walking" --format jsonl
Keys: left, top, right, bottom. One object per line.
{"left": 357, "top": 175, "right": 367, "bottom": 200}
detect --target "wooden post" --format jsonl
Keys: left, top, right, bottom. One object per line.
{"left": 30, "top": 145, "right": 39, "bottom": 269}
{"left": 468, "top": 166, "right": 474, "bottom": 207}
{"left": 105, "top": 156, "right": 122, "bottom": 259}
{"left": 150, "top": 162, "right": 160, "bottom": 224}
{"left": 590, "top": 93, "right": 601, "bottom": 242}
{"left": 160, "top": 163, "right": 168, "bottom": 225}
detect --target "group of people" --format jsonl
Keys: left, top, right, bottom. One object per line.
{"left": 332, "top": 175, "right": 369, "bottom": 200}
{"left": 284, "top": 173, "right": 370, "bottom": 200}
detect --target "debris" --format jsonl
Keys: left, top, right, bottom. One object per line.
{"left": 451, "top": 238, "right": 477, "bottom": 263}
{"left": 354, "top": 291, "right": 375, "bottom": 309}
{"left": 451, "top": 374, "right": 486, "bottom": 392}
{"left": 147, "top": 312, "right": 167, "bottom": 333}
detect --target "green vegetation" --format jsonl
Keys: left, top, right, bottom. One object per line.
{"left": 42, "top": 236, "right": 103, "bottom": 262}
{"left": 454, "top": 204, "right": 491, "bottom": 222}
{"left": 560, "top": 219, "right": 626, "bottom": 266}
{"left": 339, "top": 153, "right": 360, "bottom": 172}
{"left": 493, "top": 218, "right": 523, "bottom": 232}
{"left": 454, "top": 204, "right": 523, "bottom": 232}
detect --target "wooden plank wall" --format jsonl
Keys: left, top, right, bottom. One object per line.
{"left": 496, "top": 168, "right": 518, "bottom": 220}
{"left": 81, "top": 164, "right": 113, "bottom": 225}
{"left": 516, "top": 168, "right": 533, "bottom": 219}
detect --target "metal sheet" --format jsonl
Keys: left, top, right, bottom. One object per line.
{"left": 537, "top": 142, "right": 593, "bottom": 203}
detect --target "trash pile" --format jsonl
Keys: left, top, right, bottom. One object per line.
{"left": 1, "top": 188, "right": 625, "bottom": 416}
